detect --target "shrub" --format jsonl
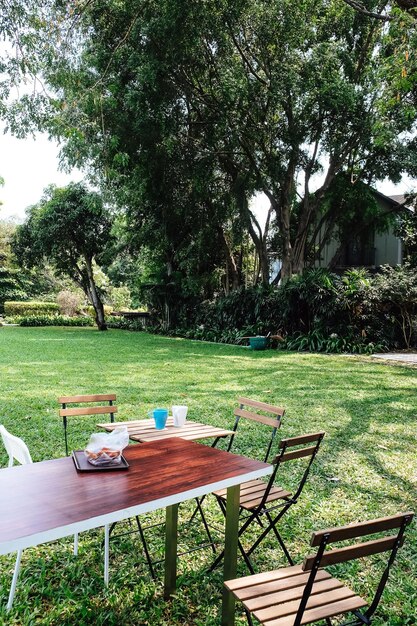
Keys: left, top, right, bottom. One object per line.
{"left": 284, "top": 330, "right": 387, "bottom": 354}
{"left": 4, "top": 301, "right": 59, "bottom": 317}
{"left": 0, "top": 268, "right": 29, "bottom": 313}
{"left": 365, "top": 264, "right": 417, "bottom": 348}
{"left": 17, "top": 315, "right": 94, "bottom": 327}
{"left": 57, "top": 290, "right": 83, "bottom": 316}
{"left": 107, "top": 286, "right": 132, "bottom": 311}
{"left": 84, "top": 304, "right": 113, "bottom": 317}
{"left": 106, "top": 316, "right": 145, "bottom": 331}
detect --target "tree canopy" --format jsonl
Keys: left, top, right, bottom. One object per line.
{"left": 1, "top": 0, "right": 417, "bottom": 296}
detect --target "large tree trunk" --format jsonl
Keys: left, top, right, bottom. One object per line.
{"left": 219, "top": 226, "right": 241, "bottom": 292}
{"left": 277, "top": 155, "right": 297, "bottom": 281}
{"left": 246, "top": 211, "right": 270, "bottom": 285}
{"left": 85, "top": 256, "right": 107, "bottom": 331}
{"left": 292, "top": 158, "right": 339, "bottom": 273}
{"left": 221, "top": 160, "right": 270, "bottom": 285}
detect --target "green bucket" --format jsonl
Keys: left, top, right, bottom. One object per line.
{"left": 249, "top": 336, "right": 269, "bottom": 350}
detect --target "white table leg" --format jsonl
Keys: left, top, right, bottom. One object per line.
{"left": 7, "top": 549, "right": 23, "bottom": 611}
{"left": 104, "top": 524, "right": 109, "bottom": 586}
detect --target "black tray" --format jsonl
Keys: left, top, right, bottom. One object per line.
{"left": 72, "top": 450, "right": 129, "bottom": 472}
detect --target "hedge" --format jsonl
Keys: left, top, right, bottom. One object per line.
{"left": 4, "top": 301, "right": 113, "bottom": 319}
{"left": 16, "top": 315, "right": 95, "bottom": 327}
{"left": 85, "top": 305, "right": 113, "bottom": 317}
{"left": 4, "top": 301, "right": 60, "bottom": 317}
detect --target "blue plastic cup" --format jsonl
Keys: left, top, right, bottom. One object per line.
{"left": 151, "top": 408, "right": 168, "bottom": 430}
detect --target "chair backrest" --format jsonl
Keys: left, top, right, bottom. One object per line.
{"left": 58, "top": 393, "right": 118, "bottom": 456}
{"left": 0, "top": 424, "right": 33, "bottom": 467}
{"left": 303, "top": 511, "right": 414, "bottom": 570}
{"left": 296, "top": 511, "right": 414, "bottom": 625}
{"left": 227, "top": 397, "right": 285, "bottom": 462}
{"left": 262, "top": 432, "right": 325, "bottom": 505}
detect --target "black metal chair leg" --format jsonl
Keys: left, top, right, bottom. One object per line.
{"left": 237, "top": 538, "right": 256, "bottom": 574}
{"left": 189, "top": 494, "right": 207, "bottom": 523}
{"left": 269, "top": 527, "right": 294, "bottom": 566}
{"left": 209, "top": 536, "right": 255, "bottom": 574}
{"left": 247, "top": 520, "right": 294, "bottom": 566}
{"left": 195, "top": 498, "right": 217, "bottom": 553}
{"left": 245, "top": 607, "right": 255, "bottom": 626}
{"left": 245, "top": 508, "right": 294, "bottom": 565}
{"left": 135, "top": 516, "right": 157, "bottom": 580}
{"left": 209, "top": 546, "right": 225, "bottom": 571}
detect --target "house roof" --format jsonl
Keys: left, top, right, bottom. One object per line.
{"left": 373, "top": 189, "right": 409, "bottom": 208}
{"left": 388, "top": 194, "right": 407, "bottom": 206}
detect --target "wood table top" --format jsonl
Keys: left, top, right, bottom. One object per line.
{"left": 97, "top": 417, "right": 235, "bottom": 443}
{"left": 0, "top": 438, "right": 271, "bottom": 555}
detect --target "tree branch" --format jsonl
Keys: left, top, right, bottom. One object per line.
{"left": 341, "top": 0, "right": 393, "bottom": 21}
{"left": 226, "top": 19, "right": 269, "bottom": 86}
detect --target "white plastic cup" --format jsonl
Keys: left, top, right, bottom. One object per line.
{"left": 172, "top": 405, "right": 188, "bottom": 427}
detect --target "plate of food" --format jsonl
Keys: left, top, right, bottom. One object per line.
{"left": 72, "top": 449, "right": 129, "bottom": 471}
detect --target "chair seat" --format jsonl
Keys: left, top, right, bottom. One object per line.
{"left": 213, "top": 479, "right": 292, "bottom": 510}
{"left": 225, "top": 564, "right": 367, "bottom": 626}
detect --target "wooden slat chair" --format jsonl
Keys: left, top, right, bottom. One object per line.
{"left": 210, "top": 432, "right": 325, "bottom": 574}
{"left": 134, "top": 397, "right": 286, "bottom": 576}
{"left": 225, "top": 511, "right": 414, "bottom": 626}
{"left": 59, "top": 393, "right": 117, "bottom": 456}
{"left": 59, "top": 394, "right": 119, "bottom": 582}
{"left": 192, "top": 397, "right": 286, "bottom": 551}
{"left": 59, "top": 394, "right": 157, "bottom": 580}
{"left": 227, "top": 397, "right": 286, "bottom": 461}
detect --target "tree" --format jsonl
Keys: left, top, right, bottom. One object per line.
{"left": 342, "top": 0, "right": 417, "bottom": 20}
{"left": 369, "top": 263, "right": 417, "bottom": 347}
{"left": 12, "top": 182, "right": 114, "bottom": 330}
{"left": 0, "top": 221, "right": 26, "bottom": 312}
{"left": 36, "top": 0, "right": 417, "bottom": 286}
{"left": 2, "top": 0, "right": 417, "bottom": 294}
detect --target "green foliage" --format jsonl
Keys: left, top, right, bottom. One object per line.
{"left": 366, "top": 264, "right": 417, "bottom": 348}
{"left": 4, "top": 300, "right": 59, "bottom": 317}
{"left": 107, "top": 285, "right": 132, "bottom": 311}
{"left": 13, "top": 183, "right": 113, "bottom": 277}
{"left": 284, "top": 330, "right": 387, "bottom": 354}
{"left": 15, "top": 315, "right": 94, "bottom": 327}
{"left": 85, "top": 304, "right": 113, "bottom": 317}
{"left": 395, "top": 198, "right": 417, "bottom": 266}
{"left": 315, "top": 175, "right": 393, "bottom": 266}
{"left": 2, "top": 1, "right": 417, "bottom": 295}
{"left": 0, "top": 220, "right": 15, "bottom": 264}
{"left": 278, "top": 269, "right": 341, "bottom": 334}
{"left": 30, "top": 0, "right": 417, "bottom": 284}
{"left": 145, "top": 265, "right": 417, "bottom": 352}
{"left": 106, "top": 316, "right": 147, "bottom": 331}
{"left": 0, "top": 267, "right": 29, "bottom": 312}
{"left": 12, "top": 182, "right": 114, "bottom": 330}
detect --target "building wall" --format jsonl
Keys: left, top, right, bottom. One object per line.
{"left": 315, "top": 194, "right": 402, "bottom": 269}
{"left": 374, "top": 225, "right": 402, "bottom": 266}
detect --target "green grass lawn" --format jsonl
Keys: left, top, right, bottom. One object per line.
{"left": 0, "top": 326, "right": 416, "bottom": 626}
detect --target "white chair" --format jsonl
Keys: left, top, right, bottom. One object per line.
{"left": 0, "top": 425, "right": 110, "bottom": 611}
{"left": 0, "top": 424, "right": 32, "bottom": 467}
{"left": 0, "top": 425, "right": 33, "bottom": 611}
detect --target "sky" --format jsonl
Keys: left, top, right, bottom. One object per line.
{"left": 0, "top": 129, "right": 415, "bottom": 225}
{"left": 0, "top": 131, "right": 83, "bottom": 222}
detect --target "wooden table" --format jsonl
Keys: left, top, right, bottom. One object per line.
{"left": 0, "top": 438, "right": 271, "bottom": 624}
{"left": 97, "top": 417, "right": 235, "bottom": 444}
